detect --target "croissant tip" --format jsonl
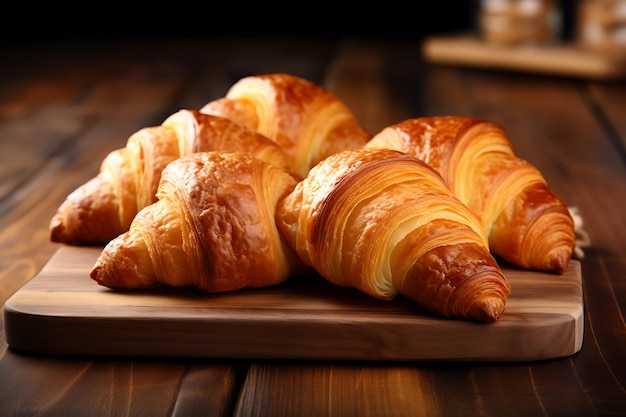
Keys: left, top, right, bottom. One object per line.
{"left": 551, "top": 254, "right": 571, "bottom": 275}
{"left": 469, "top": 297, "right": 507, "bottom": 323}
{"left": 49, "top": 216, "right": 67, "bottom": 243}
{"left": 90, "top": 264, "right": 100, "bottom": 278}
{"left": 90, "top": 263, "right": 120, "bottom": 290}
{"left": 533, "top": 249, "right": 572, "bottom": 275}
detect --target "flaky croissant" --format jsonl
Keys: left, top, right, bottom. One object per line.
{"left": 276, "top": 147, "right": 512, "bottom": 322}
{"left": 50, "top": 109, "right": 292, "bottom": 245}
{"left": 365, "top": 116, "right": 576, "bottom": 274}
{"left": 91, "top": 151, "right": 303, "bottom": 292}
{"left": 200, "top": 73, "right": 372, "bottom": 178}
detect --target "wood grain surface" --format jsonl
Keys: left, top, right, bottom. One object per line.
{"left": 5, "top": 246, "right": 583, "bottom": 361}
{"left": 422, "top": 34, "right": 626, "bottom": 80}
{"left": 1, "top": 36, "right": 625, "bottom": 417}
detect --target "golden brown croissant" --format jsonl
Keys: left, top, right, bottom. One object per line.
{"left": 365, "top": 116, "right": 576, "bottom": 274}
{"left": 50, "top": 109, "right": 292, "bottom": 245}
{"left": 200, "top": 73, "right": 372, "bottom": 178}
{"left": 275, "top": 147, "right": 512, "bottom": 322}
{"left": 91, "top": 151, "right": 303, "bottom": 292}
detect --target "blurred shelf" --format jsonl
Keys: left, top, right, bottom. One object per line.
{"left": 422, "top": 34, "right": 626, "bottom": 81}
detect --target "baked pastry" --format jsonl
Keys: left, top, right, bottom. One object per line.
{"left": 50, "top": 110, "right": 292, "bottom": 245}
{"left": 91, "top": 151, "right": 303, "bottom": 292}
{"left": 200, "top": 73, "right": 372, "bottom": 178}
{"left": 365, "top": 116, "right": 576, "bottom": 274}
{"left": 275, "top": 147, "right": 511, "bottom": 322}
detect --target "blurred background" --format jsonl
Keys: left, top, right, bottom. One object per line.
{"left": 0, "top": 2, "right": 478, "bottom": 45}
{"left": 1, "top": 1, "right": 547, "bottom": 44}
{"left": 1, "top": 1, "right": 622, "bottom": 80}
{"left": 0, "top": 1, "right": 604, "bottom": 55}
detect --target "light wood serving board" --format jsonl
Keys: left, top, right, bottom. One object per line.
{"left": 4, "top": 246, "right": 583, "bottom": 362}
{"left": 422, "top": 34, "right": 626, "bottom": 80}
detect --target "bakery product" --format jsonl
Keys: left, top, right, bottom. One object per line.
{"left": 200, "top": 73, "right": 372, "bottom": 178}
{"left": 366, "top": 116, "right": 576, "bottom": 274}
{"left": 50, "top": 110, "right": 292, "bottom": 245}
{"left": 276, "top": 147, "right": 511, "bottom": 322}
{"left": 90, "top": 151, "right": 304, "bottom": 292}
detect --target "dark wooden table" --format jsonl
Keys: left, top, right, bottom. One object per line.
{"left": 1, "top": 36, "right": 625, "bottom": 417}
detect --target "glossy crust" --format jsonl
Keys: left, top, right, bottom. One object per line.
{"left": 276, "top": 148, "right": 511, "bottom": 322}
{"left": 91, "top": 151, "right": 303, "bottom": 292}
{"left": 366, "top": 116, "right": 576, "bottom": 274}
{"left": 200, "top": 73, "right": 372, "bottom": 178}
{"left": 50, "top": 110, "right": 292, "bottom": 245}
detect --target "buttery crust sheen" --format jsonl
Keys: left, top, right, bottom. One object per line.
{"left": 90, "top": 151, "right": 303, "bottom": 292}
{"left": 366, "top": 117, "right": 576, "bottom": 274}
{"left": 200, "top": 73, "right": 372, "bottom": 178}
{"left": 50, "top": 110, "right": 292, "bottom": 245}
{"left": 276, "top": 147, "right": 511, "bottom": 322}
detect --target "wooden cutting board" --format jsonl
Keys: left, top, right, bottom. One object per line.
{"left": 4, "top": 246, "right": 583, "bottom": 362}
{"left": 422, "top": 34, "right": 626, "bottom": 80}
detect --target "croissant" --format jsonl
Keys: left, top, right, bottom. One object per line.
{"left": 90, "top": 151, "right": 303, "bottom": 292}
{"left": 365, "top": 116, "right": 576, "bottom": 274}
{"left": 200, "top": 73, "right": 372, "bottom": 178}
{"left": 275, "top": 147, "right": 512, "bottom": 322}
{"left": 50, "top": 109, "right": 292, "bottom": 245}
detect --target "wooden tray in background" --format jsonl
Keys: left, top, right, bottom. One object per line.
{"left": 3, "top": 246, "right": 583, "bottom": 362}
{"left": 422, "top": 34, "right": 626, "bottom": 80}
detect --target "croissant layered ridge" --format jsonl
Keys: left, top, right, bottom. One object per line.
{"left": 50, "top": 110, "right": 292, "bottom": 245}
{"left": 276, "top": 148, "right": 511, "bottom": 322}
{"left": 366, "top": 116, "right": 576, "bottom": 274}
{"left": 90, "top": 151, "right": 303, "bottom": 292}
{"left": 200, "top": 73, "right": 372, "bottom": 178}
